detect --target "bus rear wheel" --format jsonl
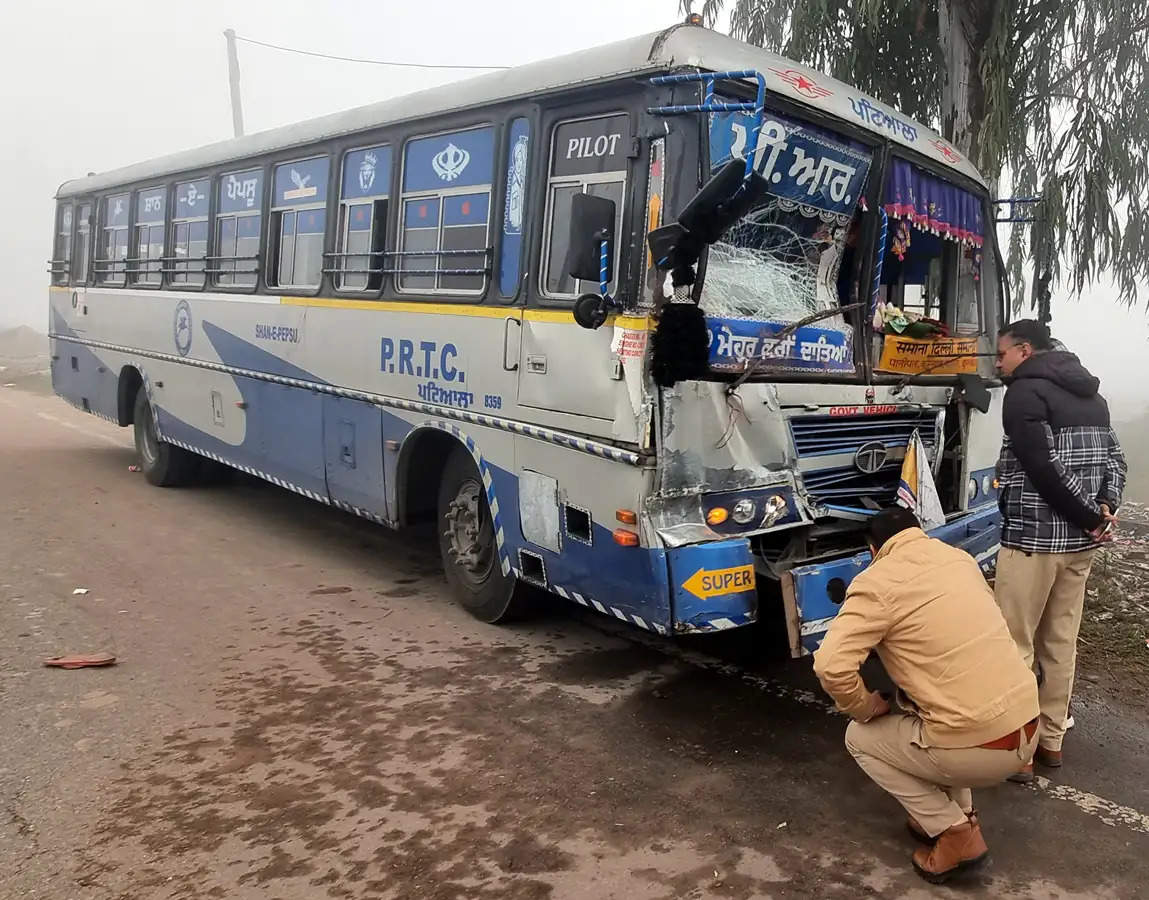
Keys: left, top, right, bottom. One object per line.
{"left": 133, "top": 389, "right": 200, "bottom": 487}
{"left": 436, "top": 446, "right": 524, "bottom": 623}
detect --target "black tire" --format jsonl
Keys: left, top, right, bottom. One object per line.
{"left": 437, "top": 445, "right": 525, "bottom": 623}
{"left": 133, "top": 389, "right": 201, "bottom": 487}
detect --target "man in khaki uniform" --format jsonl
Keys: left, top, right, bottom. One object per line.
{"left": 994, "top": 320, "right": 1125, "bottom": 779}
{"left": 813, "top": 508, "right": 1039, "bottom": 884}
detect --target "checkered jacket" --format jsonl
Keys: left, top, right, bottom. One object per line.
{"left": 996, "top": 351, "right": 1126, "bottom": 554}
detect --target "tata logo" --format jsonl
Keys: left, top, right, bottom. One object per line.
{"left": 173, "top": 300, "right": 193, "bottom": 358}
{"left": 432, "top": 143, "right": 470, "bottom": 182}
{"left": 853, "top": 441, "right": 889, "bottom": 475}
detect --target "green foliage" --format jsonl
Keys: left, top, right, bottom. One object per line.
{"left": 682, "top": 1, "right": 1149, "bottom": 307}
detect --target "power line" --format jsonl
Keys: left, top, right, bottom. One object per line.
{"left": 232, "top": 34, "right": 510, "bottom": 71}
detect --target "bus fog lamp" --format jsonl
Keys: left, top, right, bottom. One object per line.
{"left": 732, "top": 498, "right": 757, "bottom": 524}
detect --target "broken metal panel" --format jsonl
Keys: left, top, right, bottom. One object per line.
{"left": 519, "top": 469, "right": 561, "bottom": 553}
{"left": 658, "top": 379, "right": 795, "bottom": 496}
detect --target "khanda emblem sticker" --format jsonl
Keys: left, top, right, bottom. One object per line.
{"left": 173, "top": 300, "right": 193, "bottom": 358}
{"left": 432, "top": 143, "right": 470, "bottom": 182}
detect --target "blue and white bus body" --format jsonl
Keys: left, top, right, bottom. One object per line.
{"left": 48, "top": 23, "right": 1004, "bottom": 654}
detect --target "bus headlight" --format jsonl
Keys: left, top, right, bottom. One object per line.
{"left": 732, "top": 498, "right": 757, "bottom": 524}
{"left": 968, "top": 478, "right": 978, "bottom": 502}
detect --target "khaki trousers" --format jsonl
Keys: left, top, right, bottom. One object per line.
{"left": 846, "top": 714, "right": 1037, "bottom": 837}
{"left": 995, "top": 546, "right": 1095, "bottom": 752}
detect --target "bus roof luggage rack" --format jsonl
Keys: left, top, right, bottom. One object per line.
{"left": 648, "top": 70, "right": 768, "bottom": 182}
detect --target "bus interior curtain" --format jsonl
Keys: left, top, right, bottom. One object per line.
{"left": 883, "top": 159, "right": 985, "bottom": 248}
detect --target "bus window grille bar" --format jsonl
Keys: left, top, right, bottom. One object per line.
{"left": 92, "top": 260, "right": 131, "bottom": 271}
{"left": 320, "top": 267, "right": 387, "bottom": 276}
{"left": 202, "top": 254, "right": 261, "bottom": 262}
{"left": 322, "top": 249, "right": 386, "bottom": 259}
{"left": 648, "top": 69, "right": 767, "bottom": 182}
{"left": 385, "top": 248, "right": 493, "bottom": 259}
{"left": 382, "top": 267, "right": 489, "bottom": 276}
{"left": 202, "top": 267, "right": 260, "bottom": 275}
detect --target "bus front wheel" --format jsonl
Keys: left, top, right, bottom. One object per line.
{"left": 132, "top": 390, "right": 200, "bottom": 487}
{"left": 436, "top": 446, "right": 525, "bottom": 623}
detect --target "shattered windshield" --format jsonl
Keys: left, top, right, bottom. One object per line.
{"left": 701, "top": 111, "right": 873, "bottom": 335}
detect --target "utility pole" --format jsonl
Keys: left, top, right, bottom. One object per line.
{"left": 224, "top": 29, "right": 245, "bottom": 138}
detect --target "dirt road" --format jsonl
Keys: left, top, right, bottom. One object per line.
{"left": 2, "top": 386, "right": 1148, "bottom": 899}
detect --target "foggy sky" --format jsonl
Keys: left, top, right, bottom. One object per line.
{"left": 3, "top": 0, "right": 1144, "bottom": 417}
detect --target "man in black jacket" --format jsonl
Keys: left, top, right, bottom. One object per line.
{"left": 993, "top": 320, "right": 1126, "bottom": 780}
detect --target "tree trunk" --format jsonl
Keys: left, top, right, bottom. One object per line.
{"left": 938, "top": 0, "right": 975, "bottom": 156}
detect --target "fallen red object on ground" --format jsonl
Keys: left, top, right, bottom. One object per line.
{"left": 42, "top": 653, "right": 117, "bottom": 669}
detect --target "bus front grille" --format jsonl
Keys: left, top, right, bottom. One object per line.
{"left": 790, "top": 410, "right": 939, "bottom": 507}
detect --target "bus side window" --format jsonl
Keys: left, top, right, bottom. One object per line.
{"left": 215, "top": 168, "right": 264, "bottom": 288}
{"left": 52, "top": 203, "right": 72, "bottom": 285}
{"left": 397, "top": 126, "right": 495, "bottom": 297}
{"left": 541, "top": 113, "right": 629, "bottom": 300}
{"left": 336, "top": 145, "right": 391, "bottom": 293}
{"left": 172, "top": 179, "right": 209, "bottom": 287}
{"left": 72, "top": 203, "right": 91, "bottom": 285}
{"left": 132, "top": 187, "right": 166, "bottom": 286}
{"left": 95, "top": 193, "right": 129, "bottom": 285}
{"left": 269, "top": 157, "right": 329, "bottom": 291}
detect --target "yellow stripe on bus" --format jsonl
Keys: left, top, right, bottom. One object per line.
{"left": 281, "top": 296, "right": 653, "bottom": 329}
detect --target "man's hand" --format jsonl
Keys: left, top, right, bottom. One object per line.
{"left": 863, "top": 691, "right": 891, "bottom": 721}
{"left": 1088, "top": 503, "right": 1118, "bottom": 543}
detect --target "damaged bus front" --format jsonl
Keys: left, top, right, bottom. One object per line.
{"left": 588, "top": 68, "right": 1002, "bottom": 654}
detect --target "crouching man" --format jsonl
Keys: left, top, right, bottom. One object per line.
{"left": 813, "top": 508, "right": 1039, "bottom": 883}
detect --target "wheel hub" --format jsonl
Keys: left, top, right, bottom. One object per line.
{"left": 140, "top": 402, "right": 159, "bottom": 467}
{"left": 443, "top": 481, "right": 493, "bottom": 580}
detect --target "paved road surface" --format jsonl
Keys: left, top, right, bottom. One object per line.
{"left": 2, "top": 387, "right": 1148, "bottom": 899}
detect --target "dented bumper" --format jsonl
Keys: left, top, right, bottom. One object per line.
{"left": 782, "top": 504, "right": 1002, "bottom": 656}
{"left": 667, "top": 538, "right": 758, "bottom": 633}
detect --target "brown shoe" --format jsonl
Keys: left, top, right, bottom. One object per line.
{"left": 907, "top": 810, "right": 977, "bottom": 844}
{"left": 1035, "top": 746, "right": 1062, "bottom": 768}
{"left": 1008, "top": 763, "right": 1034, "bottom": 784}
{"left": 912, "top": 818, "right": 990, "bottom": 884}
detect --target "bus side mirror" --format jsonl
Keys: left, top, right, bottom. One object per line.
{"left": 566, "top": 194, "right": 616, "bottom": 283}
{"left": 646, "top": 159, "right": 769, "bottom": 274}
{"left": 957, "top": 374, "right": 992, "bottom": 414}
{"left": 679, "top": 158, "right": 769, "bottom": 245}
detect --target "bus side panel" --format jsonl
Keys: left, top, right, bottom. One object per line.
{"left": 49, "top": 334, "right": 120, "bottom": 422}
{"left": 322, "top": 396, "right": 388, "bottom": 523}
{"left": 509, "top": 438, "right": 671, "bottom": 632}
{"left": 48, "top": 301, "right": 120, "bottom": 421}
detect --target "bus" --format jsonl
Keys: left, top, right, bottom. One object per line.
{"left": 46, "top": 20, "right": 1004, "bottom": 656}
